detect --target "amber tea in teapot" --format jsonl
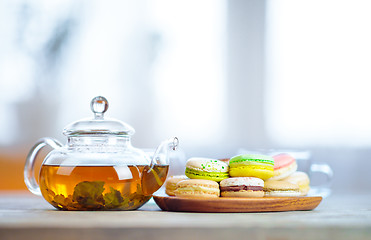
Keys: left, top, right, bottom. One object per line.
{"left": 40, "top": 164, "right": 168, "bottom": 210}
{"left": 24, "top": 96, "right": 178, "bottom": 211}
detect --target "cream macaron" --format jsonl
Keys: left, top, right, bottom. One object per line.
{"left": 264, "top": 180, "right": 301, "bottom": 197}
{"left": 174, "top": 179, "right": 220, "bottom": 198}
{"left": 220, "top": 177, "right": 264, "bottom": 197}
{"left": 282, "top": 171, "right": 310, "bottom": 196}
{"left": 165, "top": 175, "right": 188, "bottom": 196}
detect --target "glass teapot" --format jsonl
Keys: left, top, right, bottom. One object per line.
{"left": 24, "top": 96, "right": 178, "bottom": 211}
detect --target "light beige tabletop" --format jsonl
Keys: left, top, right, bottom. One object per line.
{"left": 0, "top": 191, "right": 370, "bottom": 240}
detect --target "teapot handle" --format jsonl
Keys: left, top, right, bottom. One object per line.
{"left": 24, "top": 137, "right": 62, "bottom": 196}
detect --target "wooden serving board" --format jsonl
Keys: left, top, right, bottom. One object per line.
{"left": 153, "top": 195, "right": 322, "bottom": 213}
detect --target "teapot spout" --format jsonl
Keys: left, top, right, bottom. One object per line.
{"left": 150, "top": 137, "right": 179, "bottom": 169}
{"left": 141, "top": 137, "right": 179, "bottom": 196}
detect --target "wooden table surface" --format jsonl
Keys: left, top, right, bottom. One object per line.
{"left": 0, "top": 191, "right": 370, "bottom": 240}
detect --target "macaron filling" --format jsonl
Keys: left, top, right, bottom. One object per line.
{"left": 229, "top": 159, "right": 274, "bottom": 167}
{"left": 176, "top": 186, "right": 218, "bottom": 192}
{"left": 185, "top": 168, "right": 229, "bottom": 180}
{"left": 229, "top": 166, "right": 274, "bottom": 179}
{"left": 220, "top": 186, "right": 263, "bottom": 192}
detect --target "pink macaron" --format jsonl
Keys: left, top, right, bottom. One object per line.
{"left": 270, "top": 153, "right": 297, "bottom": 180}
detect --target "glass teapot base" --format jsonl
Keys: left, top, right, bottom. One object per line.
{"left": 39, "top": 165, "right": 168, "bottom": 211}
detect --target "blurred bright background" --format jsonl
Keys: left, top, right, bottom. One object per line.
{"left": 1, "top": 0, "right": 371, "bottom": 193}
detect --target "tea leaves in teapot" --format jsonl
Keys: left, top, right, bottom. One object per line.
{"left": 72, "top": 181, "right": 105, "bottom": 209}
{"left": 103, "top": 187, "right": 125, "bottom": 209}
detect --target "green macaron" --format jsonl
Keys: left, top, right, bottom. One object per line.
{"left": 185, "top": 158, "right": 229, "bottom": 182}
{"left": 229, "top": 154, "right": 274, "bottom": 180}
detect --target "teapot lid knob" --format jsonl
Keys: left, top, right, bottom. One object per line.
{"left": 91, "top": 96, "right": 109, "bottom": 119}
{"left": 63, "top": 96, "right": 135, "bottom": 136}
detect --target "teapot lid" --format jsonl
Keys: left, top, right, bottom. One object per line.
{"left": 63, "top": 96, "right": 135, "bottom": 136}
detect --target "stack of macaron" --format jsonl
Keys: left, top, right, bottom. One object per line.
{"left": 268, "top": 153, "right": 310, "bottom": 196}
{"left": 169, "top": 158, "right": 228, "bottom": 198}
{"left": 165, "top": 154, "right": 310, "bottom": 198}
